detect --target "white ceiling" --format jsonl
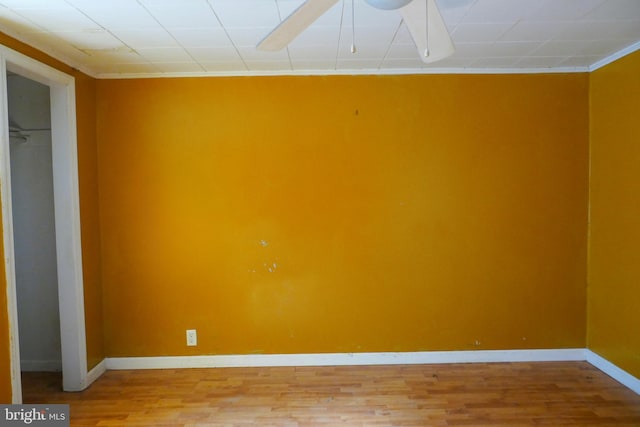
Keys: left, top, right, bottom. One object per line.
{"left": 0, "top": 0, "right": 639, "bottom": 78}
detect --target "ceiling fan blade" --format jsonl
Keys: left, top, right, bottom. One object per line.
{"left": 399, "top": 0, "right": 455, "bottom": 63}
{"left": 257, "top": 0, "right": 340, "bottom": 51}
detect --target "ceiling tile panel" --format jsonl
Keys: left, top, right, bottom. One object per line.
{"left": 352, "top": 24, "right": 400, "bottom": 45}
{"left": 530, "top": 40, "right": 595, "bottom": 57}
{"left": 209, "top": 0, "right": 281, "bottom": 28}
{"left": 97, "top": 62, "right": 162, "bottom": 75}
{"left": 147, "top": 62, "right": 205, "bottom": 73}
{"left": 460, "top": 0, "right": 545, "bottom": 23}
{"left": 187, "top": 46, "right": 242, "bottom": 62}
{"left": 0, "top": 0, "right": 69, "bottom": 8}
{"left": 201, "top": 60, "right": 248, "bottom": 72}
{"left": 109, "top": 28, "right": 179, "bottom": 48}
{"left": 288, "top": 25, "right": 342, "bottom": 46}
{"left": 51, "top": 30, "right": 124, "bottom": 50}
{"left": 278, "top": 0, "right": 343, "bottom": 26}
{"left": 513, "top": 56, "right": 566, "bottom": 68}
{"left": 337, "top": 42, "right": 389, "bottom": 59}
{"left": 489, "top": 41, "right": 542, "bottom": 56}
{"left": 349, "top": 2, "right": 402, "bottom": 28}
{"left": 335, "top": 58, "right": 382, "bottom": 69}
{"left": 469, "top": 56, "right": 520, "bottom": 68}
{"left": 12, "top": 7, "right": 102, "bottom": 32}
{"left": 580, "top": 39, "right": 637, "bottom": 56}
{"left": 81, "top": 48, "right": 149, "bottom": 64}
{"left": 380, "top": 58, "right": 426, "bottom": 68}
{"left": 452, "top": 41, "right": 541, "bottom": 58}
{"left": 449, "top": 42, "right": 486, "bottom": 57}
{"left": 69, "top": 1, "right": 161, "bottom": 29}
{"left": 422, "top": 55, "right": 476, "bottom": 68}
{"left": 450, "top": 41, "right": 532, "bottom": 60}
{"left": 274, "top": 0, "right": 305, "bottom": 17}
{"left": 526, "top": 0, "right": 607, "bottom": 21}
{"left": 136, "top": 47, "right": 195, "bottom": 62}
{"left": 583, "top": 0, "right": 640, "bottom": 20}
{"left": 556, "top": 55, "right": 601, "bottom": 67}
{"left": 436, "top": 0, "right": 476, "bottom": 27}
{"left": 237, "top": 45, "right": 290, "bottom": 61}
{"left": 452, "top": 23, "right": 513, "bottom": 43}
{"left": 226, "top": 27, "right": 275, "bottom": 47}
{"left": 290, "top": 59, "right": 337, "bottom": 69}
{"left": 392, "top": 24, "right": 414, "bottom": 44}
{"left": 499, "top": 21, "right": 567, "bottom": 42}
{"left": 385, "top": 43, "right": 420, "bottom": 59}
{"left": 288, "top": 43, "right": 339, "bottom": 60}
{"left": 168, "top": 27, "right": 231, "bottom": 48}
{"left": 139, "top": 0, "right": 221, "bottom": 29}
{"left": 557, "top": 20, "right": 640, "bottom": 41}
{"left": 244, "top": 59, "right": 292, "bottom": 71}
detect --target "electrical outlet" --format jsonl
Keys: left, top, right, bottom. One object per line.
{"left": 186, "top": 329, "right": 197, "bottom": 346}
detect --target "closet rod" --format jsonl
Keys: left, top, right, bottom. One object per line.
{"left": 9, "top": 126, "right": 50, "bottom": 132}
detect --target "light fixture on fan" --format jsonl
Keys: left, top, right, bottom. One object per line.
{"left": 257, "top": 0, "right": 454, "bottom": 64}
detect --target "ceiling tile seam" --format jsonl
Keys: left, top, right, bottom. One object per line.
{"left": 498, "top": 17, "right": 524, "bottom": 43}
{"left": 334, "top": 0, "right": 348, "bottom": 71}
{"left": 135, "top": 0, "right": 206, "bottom": 73}
{"left": 63, "top": 0, "right": 159, "bottom": 75}
{"left": 486, "top": 19, "right": 538, "bottom": 59}
{"left": 381, "top": 19, "right": 404, "bottom": 69}
{"left": 205, "top": 0, "right": 249, "bottom": 72}
{"left": 511, "top": 55, "right": 563, "bottom": 70}
{"left": 275, "top": 1, "right": 295, "bottom": 73}
{"left": 581, "top": 0, "right": 614, "bottom": 20}
{"left": 494, "top": 19, "right": 520, "bottom": 46}
{"left": 457, "top": 0, "right": 480, "bottom": 25}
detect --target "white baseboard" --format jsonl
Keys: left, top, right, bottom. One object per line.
{"left": 585, "top": 350, "right": 640, "bottom": 395}
{"left": 85, "top": 359, "right": 106, "bottom": 389}
{"left": 105, "top": 348, "right": 587, "bottom": 371}
{"left": 20, "top": 360, "right": 62, "bottom": 372}
{"left": 100, "top": 348, "right": 638, "bottom": 396}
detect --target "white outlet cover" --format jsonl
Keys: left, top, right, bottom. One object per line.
{"left": 186, "top": 329, "right": 197, "bottom": 346}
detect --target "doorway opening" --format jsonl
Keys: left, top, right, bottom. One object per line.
{"left": 7, "top": 72, "right": 62, "bottom": 390}
{"left": 0, "top": 46, "right": 87, "bottom": 403}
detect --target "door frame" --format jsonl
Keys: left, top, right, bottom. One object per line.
{"left": 0, "top": 45, "right": 87, "bottom": 402}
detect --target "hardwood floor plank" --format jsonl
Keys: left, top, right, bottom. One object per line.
{"left": 21, "top": 361, "right": 640, "bottom": 426}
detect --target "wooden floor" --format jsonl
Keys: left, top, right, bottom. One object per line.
{"left": 22, "top": 361, "right": 640, "bottom": 426}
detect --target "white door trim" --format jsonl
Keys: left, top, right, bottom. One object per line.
{"left": 0, "top": 45, "right": 87, "bottom": 402}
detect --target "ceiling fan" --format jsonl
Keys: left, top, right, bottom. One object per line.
{"left": 257, "top": 0, "right": 455, "bottom": 64}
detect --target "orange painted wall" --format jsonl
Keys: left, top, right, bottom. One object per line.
{"left": 97, "top": 73, "right": 589, "bottom": 357}
{"left": 588, "top": 50, "right": 640, "bottom": 378}
{"left": 0, "top": 33, "right": 102, "bottom": 402}
{"left": 74, "top": 73, "right": 105, "bottom": 371}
